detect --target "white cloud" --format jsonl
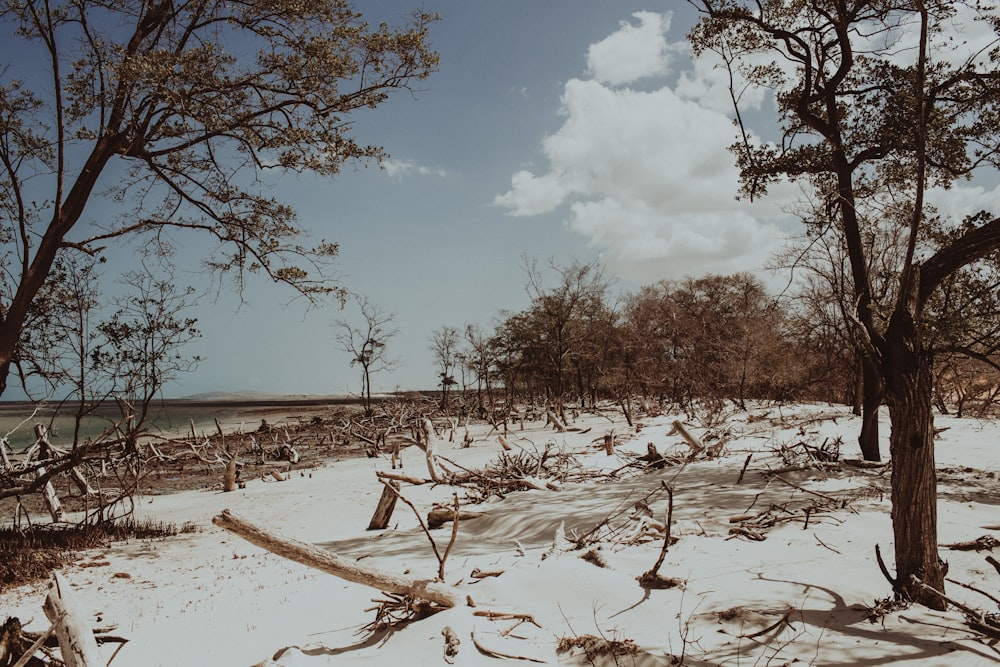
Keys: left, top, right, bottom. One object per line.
{"left": 493, "top": 170, "right": 568, "bottom": 217}
{"left": 586, "top": 12, "right": 673, "bottom": 86}
{"left": 673, "top": 43, "right": 771, "bottom": 114}
{"left": 926, "top": 183, "right": 1000, "bottom": 224}
{"left": 382, "top": 158, "right": 448, "bottom": 179}
{"left": 496, "top": 42, "right": 793, "bottom": 283}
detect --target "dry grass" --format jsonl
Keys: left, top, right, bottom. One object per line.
{"left": 0, "top": 518, "right": 196, "bottom": 587}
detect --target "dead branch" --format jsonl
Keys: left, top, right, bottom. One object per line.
{"left": 942, "top": 535, "right": 1000, "bottom": 552}
{"left": 986, "top": 555, "right": 1000, "bottom": 577}
{"left": 910, "top": 575, "right": 1000, "bottom": 639}
{"left": 945, "top": 577, "right": 1000, "bottom": 607}
{"left": 42, "top": 573, "right": 103, "bottom": 667}
{"left": 376, "top": 470, "right": 430, "bottom": 486}
{"left": 768, "top": 474, "right": 841, "bottom": 504}
{"left": 738, "top": 608, "right": 794, "bottom": 640}
{"left": 212, "top": 509, "right": 462, "bottom": 608}
{"left": 875, "top": 544, "right": 898, "bottom": 589}
{"left": 440, "top": 493, "right": 462, "bottom": 582}
{"left": 638, "top": 484, "right": 676, "bottom": 588}
{"left": 471, "top": 628, "right": 545, "bottom": 664}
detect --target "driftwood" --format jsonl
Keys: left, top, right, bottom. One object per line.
{"left": 0, "top": 438, "right": 12, "bottom": 472}
{"left": 367, "top": 480, "right": 399, "bottom": 530}
{"left": 213, "top": 509, "right": 462, "bottom": 608}
{"left": 387, "top": 418, "right": 445, "bottom": 482}
{"left": 42, "top": 573, "right": 103, "bottom": 667}
{"left": 418, "top": 418, "right": 444, "bottom": 482}
{"left": 545, "top": 409, "right": 581, "bottom": 433}
{"left": 517, "top": 476, "right": 560, "bottom": 492}
{"left": 668, "top": 421, "right": 704, "bottom": 456}
{"left": 376, "top": 470, "right": 430, "bottom": 486}
{"left": 471, "top": 628, "right": 545, "bottom": 664}
{"left": 427, "top": 506, "right": 486, "bottom": 530}
{"left": 441, "top": 626, "right": 460, "bottom": 664}
{"left": 32, "top": 464, "right": 64, "bottom": 523}
{"left": 223, "top": 454, "right": 239, "bottom": 492}
{"left": 35, "top": 425, "right": 96, "bottom": 497}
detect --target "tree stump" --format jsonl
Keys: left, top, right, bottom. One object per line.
{"left": 368, "top": 481, "right": 399, "bottom": 530}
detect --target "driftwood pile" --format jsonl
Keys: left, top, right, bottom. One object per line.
{"left": 1, "top": 573, "right": 127, "bottom": 667}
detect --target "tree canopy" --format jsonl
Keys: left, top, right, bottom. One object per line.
{"left": 0, "top": 0, "right": 438, "bottom": 397}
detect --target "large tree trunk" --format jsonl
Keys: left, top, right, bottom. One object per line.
{"left": 858, "top": 355, "right": 882, "bottom": 462}
{"left": 883, "top": 311, "right": 946, "bottom": 610}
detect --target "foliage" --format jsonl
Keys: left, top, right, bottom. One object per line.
{"left": 0, "top": 0, "right": 438, "bottom": 398}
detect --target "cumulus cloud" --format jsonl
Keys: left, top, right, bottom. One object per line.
{"left": 495, "top": 12, "right": 793, "bottom": 284}
{"left": 587, "top": 12, "right": 673, "bottom": 86}
{"left": 927, "top": 183, "right": 1000, "bottom": 224}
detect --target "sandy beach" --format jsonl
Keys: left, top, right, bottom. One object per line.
{"left": 3, "top": 404, "right": 1000, "bottom": 666}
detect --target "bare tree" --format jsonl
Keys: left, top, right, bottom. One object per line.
{"left": 428, "top": 326, "right": 460, "bottom": 413}
{"left": 463, "top": 323, "right": 498, "bottom": 418}
{"left": 335, "top": 295, "right": 398, "bottom": 416}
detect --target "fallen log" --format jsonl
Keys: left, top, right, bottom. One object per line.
{"left": 668, "top": 421, "right": 704, "bottom": 456}
{"left": 42, "top": 573, "right": 102, "bottom": 667}
{"left": 213, "top": 509, "right": 462, "bottom": 608}
{"left": 427, "top": 506, "right": 486, "bottom": 530}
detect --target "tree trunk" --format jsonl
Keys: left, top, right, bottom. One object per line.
{"left": 858, "top": 356, "right": 882, "bottom": 462}
{"left": 883, "top": 311, "right": 946, "bottom": 610}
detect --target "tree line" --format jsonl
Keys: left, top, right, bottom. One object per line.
{"left": 421, "top": 254, "right": 999, "bottom": 430}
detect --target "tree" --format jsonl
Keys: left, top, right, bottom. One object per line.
{"left": 94, "top": 266, "right": 202, "bottom": 455}
{"left": 520, "top": 257, "right": 612, "bottom": 412}
{"left": 428, "top": 325, "right": 460, "bottom": 412}
{"left": 0, "top": 1, "right": 438, "bottom": 400}
{"left": 623, "top": 274, "right": 790, "bottom": 414}
{"left": 691, "top": 0, "right": 1000, "bottom": 607}
{"left": 335, "top": 295, "right": 397, "bottom": 416}
{"left": 463, "top": 323, "right": 499, "bottom": 418}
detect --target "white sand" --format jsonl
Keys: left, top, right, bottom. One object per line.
{"left": 3, "top": 405, "right": 1000, "bottom": 666}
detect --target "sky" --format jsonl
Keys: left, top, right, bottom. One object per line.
{"left": 4, "top": 2, "right": 1000, "bottom": 400}
{"left": 182, "top": 1, "right": 797, "bottom": 399}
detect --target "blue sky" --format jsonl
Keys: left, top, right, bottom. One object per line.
{"left": 178, "top": 2, "right": 794, "bottom": 398}
{"left": 6, "top": 2, "right": 1000, "bottom": 400}
{"left": 181, "top": 2, "right": 790, "bottom": 398}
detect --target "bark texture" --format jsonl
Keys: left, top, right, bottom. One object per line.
{"left": 883, "top": 310, "right": 946, "bottom": 610}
